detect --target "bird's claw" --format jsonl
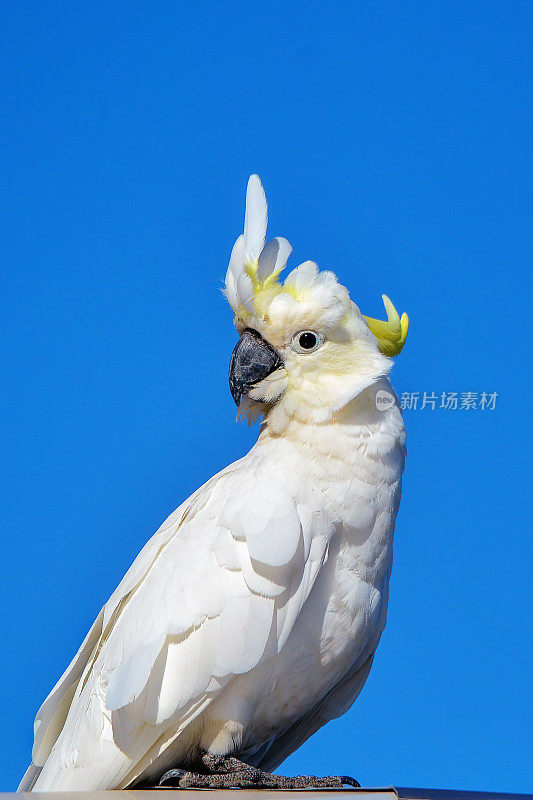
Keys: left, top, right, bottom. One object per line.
{"left": 157, "top": 756, "right": 360, "bottom": 789}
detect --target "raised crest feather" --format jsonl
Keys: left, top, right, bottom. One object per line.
{"left": 224, "top": 175, "right": 408, "bottom": 357}
{"left": 244, "top": 174, "right": 267, "bottom": 264}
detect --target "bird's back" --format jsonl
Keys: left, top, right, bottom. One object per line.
{"left": 23, "top": 382, "right": 405, "bottom": 791}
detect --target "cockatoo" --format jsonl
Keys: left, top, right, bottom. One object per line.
{"left": 19, "top": 175, "right": 408, "bottom": 792}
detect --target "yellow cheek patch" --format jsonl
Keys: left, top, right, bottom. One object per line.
{"left": 364, "top": 294, "right": 409, "bottom": 357}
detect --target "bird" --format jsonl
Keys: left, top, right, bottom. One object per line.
{"left": 19, "top": 174, "right": 408, "bottom": 792}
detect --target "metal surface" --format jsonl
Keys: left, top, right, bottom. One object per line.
{"left": 13, "top": 792, "right": 395, "bottom": 800}
{"left": 8, "top": 789, "right": 532, "bottom": 800}
{"left": 397, "top": 790, "right": 532, "bottom": 800}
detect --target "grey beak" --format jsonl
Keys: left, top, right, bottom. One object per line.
{"left": 229, "top": 329, "right": 283, "bottom": 406}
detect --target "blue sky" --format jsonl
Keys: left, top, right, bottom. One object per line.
{"left": 1, "top": 1, "right": 531, "bottom": 792}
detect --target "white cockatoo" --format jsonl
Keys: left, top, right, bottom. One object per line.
{"left": 20, "top": 175, "right": 408, "bottom": 792}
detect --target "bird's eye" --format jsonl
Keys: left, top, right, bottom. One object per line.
{"left": 299, "top": 332, "right": 317, "bottom": 349}
{"left": 292, "top": 330, "right": 324, "bottom": 353}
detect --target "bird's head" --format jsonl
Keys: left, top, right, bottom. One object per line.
{"left": 225, "top": 175, "right": 409, "bottom": 431}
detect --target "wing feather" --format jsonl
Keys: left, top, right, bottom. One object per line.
{"left": 32, "top": 606, "right": 105, "bottom": 765}
{"left": 29, "top": 449, "right": 334, "bottom": 790}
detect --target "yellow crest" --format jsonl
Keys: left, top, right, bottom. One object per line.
{"left": 225, "top": 175, "right": 409, "bottom": 357}
{"left": 364, "top": 295, "right": 409, "bottom": 357}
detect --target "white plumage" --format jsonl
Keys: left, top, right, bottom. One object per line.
{"left": 20, "top": 175, "right": 407, "bottom": 791}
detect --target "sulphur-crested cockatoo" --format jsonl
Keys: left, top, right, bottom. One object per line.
{"left": 20, "top": 175, "right": 408, "bottom": 792}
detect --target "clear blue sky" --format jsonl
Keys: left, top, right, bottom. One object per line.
{"left": 1, "top": 1, "right": 531, "bottom": 792}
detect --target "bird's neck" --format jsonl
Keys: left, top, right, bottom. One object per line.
{"left": 257, "top": 377, "right": 405, "bottom": 477}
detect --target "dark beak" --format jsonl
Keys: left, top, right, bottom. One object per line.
{"left": 229, "top": 328, "right": 283, "bottom": 406}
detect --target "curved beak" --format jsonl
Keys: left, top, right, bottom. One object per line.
{"left": 229, "top": 329, "right": 283, "bottom": 406}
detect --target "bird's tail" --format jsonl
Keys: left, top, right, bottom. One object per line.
{"left": 18, "top": 762, "right": 42, "bottom": 792}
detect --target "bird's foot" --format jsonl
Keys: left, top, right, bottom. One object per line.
{"left": 158, "top": 754, "right": 360, "bottom": 789}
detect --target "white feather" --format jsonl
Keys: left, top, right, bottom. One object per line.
{"left": 256, "top": 237, "right": 292, "bottom": 281}
{"left": 236, "top": 272, "right": 255, "bottom": 313}
{"left": 32, "top": 607, "right": 105, "bottom": 765}
{"left": 23, "top": 175, "right": 407, "bottom": 793}
{"left": 228, "top": 233, "right": 246, "bottom": 280}
{"left": 23, "top": 341, "right": 405, "bottom": 792}
{"left": 244, "top": 174, "right": 267, "bottom": 263}
{"left": 106, "top": 635, "right": 166, "bottom": 711}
